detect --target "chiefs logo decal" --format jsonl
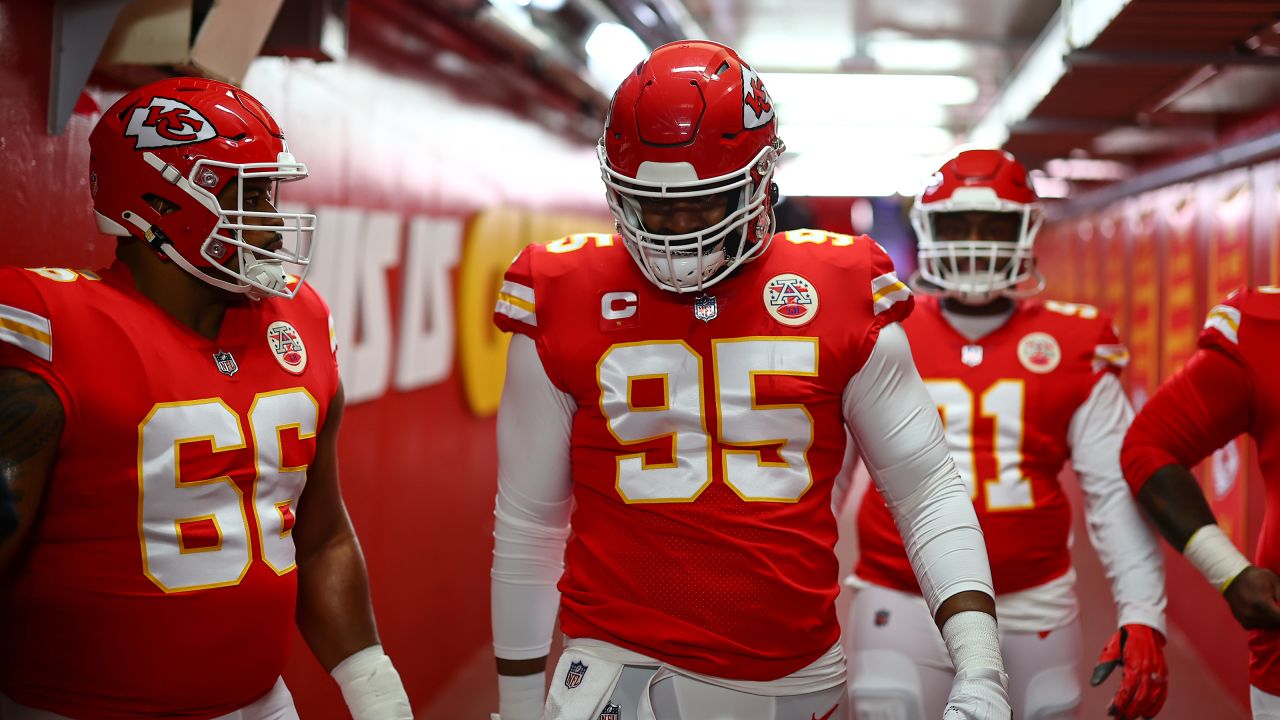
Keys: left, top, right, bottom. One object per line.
{"left": 124, "top": 97, "right": 217, "bottom": 149}
{"left": 741, "top": 66, "right": 775, "bottom": 130}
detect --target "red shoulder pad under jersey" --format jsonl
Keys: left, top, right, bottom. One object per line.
{"left": 493, "top": 243, "right": 540, "bottom": 339}
{"left": 0, "top": 266, "right": 82, "bottom": 409}
{"left": 1200, "top": 286, "right": 1280, "bottom": 361}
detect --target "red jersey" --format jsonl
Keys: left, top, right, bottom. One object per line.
{"left": 0, "top": 262, "right": 339, "bottom": 718}
{"left": 857, "top": 296, "right": 1127, "bottom": 595}
{"left": 493, "top": 230, "right": 912, "bottom": 680}
{"left": 1122, "top": 287, "right": 1280, "bottom": 693}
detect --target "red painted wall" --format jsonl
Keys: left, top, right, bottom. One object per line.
{"left": 0, "top": 2, "right": 610, "bottom": 717}
{"left": 1040, "top": 160, "right": 1280, "bottom": 703}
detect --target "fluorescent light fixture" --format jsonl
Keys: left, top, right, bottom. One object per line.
{"left": 773, "top": 100, "right": 949, "bottom": 127}
{"left": 585, "top": 22, "right": 649, "bottom": 93}
{"left": 1031, "top": 174, "right": 1071, "bottom": 199}
{"left": 1044, "top": 157, "right": 1132, "bottom": 181}
{"left": 482, "top": 0, "right": 555, "bottom": 51}
{"left": 765, "top": 73, "right": 980, "bottom": 107}
{"left": 632, "top": 3, "right": 659, "bottom": 26}
{"left": 779, "top": 153, "right": 944, "bottom": 197}
{"left": 779, "top": 124, "right": 956, "bottom": 156}
{"left": 742, "top": 37, "right": 853, "bottom": 71}
{"left": 529, "top": 0, "right": 566, "bottom": 8}
{"left": 867, "top": 39, "right": 974, "bottom": 72}
{"left": 1067, "top": 0, "right": 1132, "bottom": 48}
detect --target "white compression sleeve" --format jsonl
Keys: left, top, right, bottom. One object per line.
{"left": 491, "top": 334, "right": 575, "bottom": 660}
{"left": 842, "top": 323, "right": 995, "bottom": 615}
{"left": 1068, "top": 373, "right": 1168, "bottom": 633}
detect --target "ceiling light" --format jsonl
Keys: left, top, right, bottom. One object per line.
{"left": 779, "top": 153, "right": 944, "bottom": 197}
{"left": 584, "top": 22, "right": 649, "bottom": 93}
{"left": 779, "top": 124, "right": 956, "bottom": 156}
{"left": 772, "top": 100, "right": 949, "bottom": 127}
{"left": 866, "top": 39, "right": 974, "bottom": 72}
{"left": 1044, "top": 158, "right": 1131, "bottom": 181}
{"left": 765, "top": 72, "right": 980, "bottom": 107}
{"left": 1030, "top": 174, "right": 1070, "bottom": 199}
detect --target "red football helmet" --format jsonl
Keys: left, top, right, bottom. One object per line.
{"left": 599, "top": 40, "right": 784, "bottom": 293}
{"left": 911, "top": 149, "right": 1043, "bottom": 303}
{"left": 89, "top": 77, "right": 316, "bottom": 299}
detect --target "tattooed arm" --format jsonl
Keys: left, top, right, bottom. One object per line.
{"left": 0, "top": 367, "right": 64, "bottom": 572}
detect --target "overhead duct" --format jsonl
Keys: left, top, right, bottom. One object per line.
{"left": 98, "top": 0, "right": 286, "bottom": 84}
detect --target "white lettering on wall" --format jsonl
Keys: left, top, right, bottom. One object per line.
{"left": 395, "top": 217, "right": 462, "bottom": 391}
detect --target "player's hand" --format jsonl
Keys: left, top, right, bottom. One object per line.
{"left": 1090, "top": 624, "right": 1167, "bottom": 719}
{"left": 942, "top": 667, "right": 1011, "bottom": 719}
{"left": 1223, "top": 566, "right": 1280, "bottom": 630}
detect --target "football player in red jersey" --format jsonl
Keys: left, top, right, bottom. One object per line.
{"left": 846, "top": 149, "right": 1168, "bottom": 720}
{"left": 0, "top": 78, "right": 412, "bottom": 720}
{"left": 1123, "top": 287, "right": 1280, "bottom": 718}
{"left": 489, "top": 41, "right": 1008, "bottom": 720}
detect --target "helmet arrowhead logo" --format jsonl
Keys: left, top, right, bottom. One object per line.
{"left": 741, "top": 66, "right": 774, "bottom": 129}
{"left": 125, "top": 97, "right": 217, "bottom": 149}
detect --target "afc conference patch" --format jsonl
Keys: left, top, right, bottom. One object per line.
{"left": 763, "top": 273, "right": 819, "bottom": 327}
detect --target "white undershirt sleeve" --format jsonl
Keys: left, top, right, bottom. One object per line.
{"left": 1069, "top": 372, "right": 1168, "bottom": 634}
{"left": 491, "top": 334, "right": 576, "bottom": 660}
{"left": 843, "top": 322, "right": 995, "bottom": 615}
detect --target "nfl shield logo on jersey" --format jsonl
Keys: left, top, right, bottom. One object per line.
{"left": 694, "top": 294, "right": 718, "bottom": 322}
{"left": 212, "top": 349, "right": 238, "bottom": 377}
{"left": 599, "top": 703, "right": 621, "bottom": 720}
{"left": 565, "top": 660, "right": 588, "bottom": 689}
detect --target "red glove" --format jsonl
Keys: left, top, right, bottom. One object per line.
{"left": 1090, "top": 624, "right": 1168, "bottom": 719}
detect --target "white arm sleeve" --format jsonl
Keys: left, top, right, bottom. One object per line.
{"left": 843, "top": 322, "right": 994, "bottom": 615}
{"left": 1069, "top": 372, "right": 1167, "bottom": 634}
{"left": 491, "top": 334, "right": 576, "bottom": 660}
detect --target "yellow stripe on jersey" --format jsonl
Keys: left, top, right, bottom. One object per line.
{"left": 872, "top": 280, "right": 908, "bottom": 304}
{"left": 497, "top": 292, "right": 535, "bottom": 314}
{"left": 0, "top": 316, "right": 51, "bottom": 346}
{"left": 1204, "top": 304, "right": 1242, "bottom": 346}
{"left": 0, "top": 303, "right": 53, "bottom": 362}
{"left": 1207, "top": 307, "right": 1240, "bottom": 332}
{"left": 871, "top": 271, "right": 912, "bottom": 316}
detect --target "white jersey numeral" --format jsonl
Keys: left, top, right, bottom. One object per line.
{"left": 714, "top": 338, "right": 817, "bottom": 501}
{"left": 597, "top": 338, "right": 817, "bottom": 503}
{"left": 138, "top": 389, "right": 318, "bottom": 592}
{"left": 925, "top": 379, "right": 1032, "bottom": 511}
{"left": 600, "top": 342, "right": 711, "bottom": 503}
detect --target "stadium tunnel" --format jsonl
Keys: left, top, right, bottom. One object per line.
{"left": 2, "top": 0, "right": 1279, "bottom": 716}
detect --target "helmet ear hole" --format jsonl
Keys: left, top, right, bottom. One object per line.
{"left": 769, "top": 182, "right": 779, "bottom": 205}
{"left": 141, "top": 193, "right": 180, "bottom": 215}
